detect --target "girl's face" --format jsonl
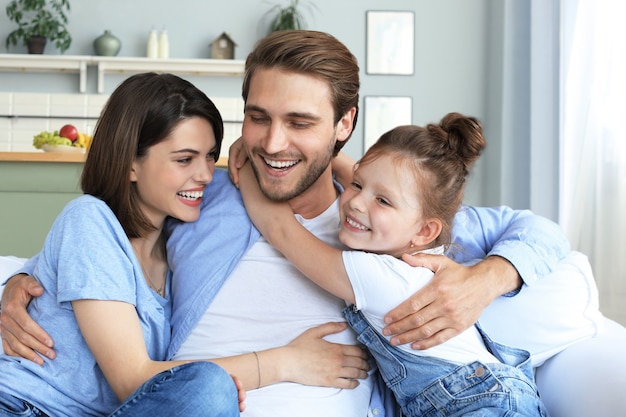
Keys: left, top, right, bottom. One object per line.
{"left": 131, "top": 116, "right": 218, "bottom": 228}
{"left": 338, "top": 153, "right": 431, "bottom": 257}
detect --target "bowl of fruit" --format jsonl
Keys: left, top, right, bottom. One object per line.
{"left": 33, "top": 124, "right": 92, "bottom": 154}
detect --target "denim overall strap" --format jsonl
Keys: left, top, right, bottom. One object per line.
{"left": 344, "top": 305, "right": 548, "bottom": 417}
{"left": 474, "top": 321, "right": 535, "bottom": 382}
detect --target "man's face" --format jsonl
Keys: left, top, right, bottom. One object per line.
{"left": 242, "top": 68, "right": 351, "bottom": 202}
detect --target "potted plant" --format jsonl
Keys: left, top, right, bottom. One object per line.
{"left": 5, "top": 0, "right": 72, "bottom": 54}
{"left": 266, "top": 0, "right": 316, "bottom": 32}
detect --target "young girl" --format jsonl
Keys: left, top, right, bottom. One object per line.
{"left": 238, "top": 113, "right": 550, "bottom": 417}
{"left": 0, "top": 73, "right": 242, "bottom": 416}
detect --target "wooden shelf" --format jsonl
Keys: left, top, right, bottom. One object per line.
{"left": 0, "top": 151, "right": 228, "bottom": 167}
{"left": 0, "top": 54, "right": 245, "bottom": 93}
{"left": 0, "top": 151, "right": 85, "bottom": 163}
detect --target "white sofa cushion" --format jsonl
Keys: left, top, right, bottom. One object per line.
{"left": 479, "top": 251, "right": 604, "bottom": 367}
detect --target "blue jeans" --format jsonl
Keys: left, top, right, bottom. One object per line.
{"left": 344, "top": 306, "right": 550, "bottom": 417}
{"left": 109, "top": 361, "right": 239, "bottom": 417}
{"left": 0, "top": 362, "right": 238, "bottom": 417}
{"left": 0, "top": 393, "right": 49, "bottom": 417}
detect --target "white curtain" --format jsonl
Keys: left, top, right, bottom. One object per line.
{"left": 560, "top": 0, "right": 626, "bottom": 325}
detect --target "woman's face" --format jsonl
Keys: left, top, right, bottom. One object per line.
{"left": 338, "top": 154, "right": 427, "bottom": 258}
{"left": 130, "top": 116, "right": 219, "bottom": 228}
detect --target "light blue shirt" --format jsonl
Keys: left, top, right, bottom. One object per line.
{"left": 0, "top": 195, "right": 171, "bottom": 416}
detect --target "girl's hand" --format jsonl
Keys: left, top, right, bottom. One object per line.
{"left": 284, "top": 322, "right": 370, "bottom": 389}
{"left": 227, "top": 137, "right": 248, "bottom": 187}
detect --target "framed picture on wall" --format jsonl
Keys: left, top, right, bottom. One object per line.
{"left": 366, "top": 10, "right": 415, "bottom": 75}
{"left": 364, "top": 96, "right": 412, "bottom": 151}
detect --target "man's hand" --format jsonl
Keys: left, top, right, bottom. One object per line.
{"left": 382, "top": 254, "right": 522, "bottom": 350}
{"left": 0, "top": 274, "right": 55, "bottom": 365}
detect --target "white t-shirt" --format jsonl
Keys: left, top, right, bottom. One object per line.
{"left": 343, "top": 249, "right": 499, "bottom": 365}
{"left": 173, "top": 200, "right": 374, "bottom": 417}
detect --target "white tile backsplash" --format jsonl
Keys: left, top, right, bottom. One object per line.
{"left": 0, "top": 92, "right": 12, "bottom": 116}
{"left": 222, "top": 121, "right": 243, "bottom": 159}
{"left": 50, "top": 94, "right": 89, "bottom": 118}
{"left": 2, "top": 93, "right": 243, "bottom": 153}
{"left": 12, "top": 93, "right": 50, "bottom": 117}
{"left": 86, "top": 94, "right": 109, "bottom": 118}
{"left": 0, "top": 117, "right": 10, "bottom": 151}
{"left": 212, "top": 97, "right": 244, "bottom": 122}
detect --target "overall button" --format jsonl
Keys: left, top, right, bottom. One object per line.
{"left": 467, "top": 365, "right": 485, "bottom": 378}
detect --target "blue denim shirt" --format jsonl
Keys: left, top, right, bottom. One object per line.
{"left": 449, "top": 205, "right": 570, "bottom": 293}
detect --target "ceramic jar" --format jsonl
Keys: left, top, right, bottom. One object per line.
{"left": 93, "top": 30, "right": 121, "bottom": 56}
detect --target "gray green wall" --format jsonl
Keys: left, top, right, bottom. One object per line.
{"left": 1, "top": 1, "right": 543, "bottom": 256}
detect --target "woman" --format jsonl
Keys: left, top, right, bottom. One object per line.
{"left": 0, "top": 72, "right": 242, "bottom": 416}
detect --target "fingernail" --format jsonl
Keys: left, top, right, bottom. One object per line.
{"left": 45, "top": 339, "right": 53, "bottom": 348}
{"left": 382, "top": 328, "right": 390, "bottom": 336}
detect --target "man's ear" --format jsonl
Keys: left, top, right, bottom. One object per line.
{"left": 412, "top": 219, "right": 443, "bottom": 247}
{"left": 336, "top": 107, "right": 357, "bottom": 143}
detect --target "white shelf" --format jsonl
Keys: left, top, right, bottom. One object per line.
{"left": 0, "top": 54, "right": 88, "bottom": 92}
{"left": 0, "top": 54, "right": 245, "bottom": 93}
{"left": 94, "top": 56, "right": 245, "bottom": 93}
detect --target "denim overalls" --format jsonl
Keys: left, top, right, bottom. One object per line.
{"left": 344, "top": 306, "right": 550, "bottom": 417}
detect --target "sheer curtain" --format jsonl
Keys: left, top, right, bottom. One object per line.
{"left": 560, "top": 0, "right": 626, "bottom": 325}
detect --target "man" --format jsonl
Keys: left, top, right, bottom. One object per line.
{"left": 0, "top": 30, "right": 614, "bottom": 416}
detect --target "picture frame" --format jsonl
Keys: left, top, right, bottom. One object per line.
{"left": 366, "top": 10, "right": 415, "bottom": 75}
{"left": 364, "top": 96, "right": 412, "bottom": 151}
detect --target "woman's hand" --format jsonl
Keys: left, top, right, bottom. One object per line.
{"left": 231, "top": 375, "right": 247, "bottom": 413}
{"left": 227, "top": 137, "right": 248, "bottom": 187}
{"left": 331, "top": 151, "right": 356, "bottom": 190}
{"left": 1, "top": 274, "right": 55, "bottom": 364}
{"left": 283, "top": 322, "right": 370, "bottom": 389}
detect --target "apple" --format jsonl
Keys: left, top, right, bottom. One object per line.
{"left": 59, "top": 124, "right": 78, "bottom": 142}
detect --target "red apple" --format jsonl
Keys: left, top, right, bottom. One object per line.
{"left": 59, "top": 124, "right": 78, "bottom": 142}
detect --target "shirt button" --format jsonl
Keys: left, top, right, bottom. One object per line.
{"left": 371, "top": 408, "right": 380, "bottom": 415}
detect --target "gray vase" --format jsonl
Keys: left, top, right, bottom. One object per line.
{"left": 93, "top": 30, "right": 121, "bottom": 56}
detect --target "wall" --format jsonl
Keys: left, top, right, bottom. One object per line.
{"left": 0, "top": 0, "right": 494, "bottom": 205}
{"left": 0, "top": 159, "right": 83, "bottom": 256}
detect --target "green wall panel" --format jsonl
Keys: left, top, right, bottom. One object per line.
{"left": 0, "top": 162, "right": 83, "bottom": 257}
